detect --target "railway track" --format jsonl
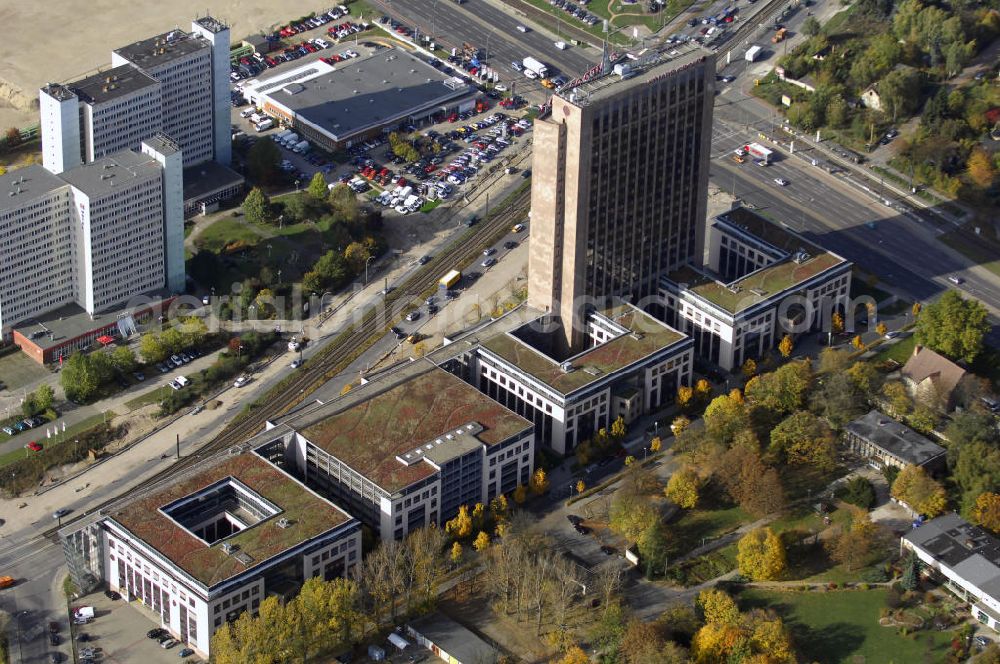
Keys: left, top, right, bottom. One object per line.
{"left": 47, "top": 184, "right": 534, "bottom": 531}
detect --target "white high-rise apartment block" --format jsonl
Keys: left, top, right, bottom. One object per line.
{"left": 0, "top": 169, "right": 77, "bottom": 328}
{"left": 41, "top": 16, "right": 230, "bottom": 172}
{"left": 0, "top": 138, "right": 181, "bottom": 335}
{"left": 190, "top": 17, "right": 233, "bottom": 167}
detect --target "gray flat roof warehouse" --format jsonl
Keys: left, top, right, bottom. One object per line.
{"left": 261, "top": 47, "right": 473, "bottom": 144}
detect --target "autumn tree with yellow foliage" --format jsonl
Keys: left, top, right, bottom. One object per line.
{"left": 973, "top": 492, "right": 1000, "bottom": 533}
{"left": 665, "top": 467, "right": 701, "bottom": 509}
{"left": 778, "top": 334, "right": 794, "bottom": 358}
{"left": 692, "top": 589, "right": 795, "bottom": 663}
{"left": 891, "top": 464, "right": 947, "bottom": 517}
{"left": 736, "top": 527, "right": 787, "bottom": 581}
{"left": 445, "top": 504, "right": 473, "bottom": 539}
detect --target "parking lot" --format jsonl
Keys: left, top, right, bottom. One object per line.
{"left": 68, "top": 591, "right": 201, "bottom": 664}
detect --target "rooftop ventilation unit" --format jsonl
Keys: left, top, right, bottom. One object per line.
{"left": 560, "top": 361, "right": 574, "bottom": 373}
{"left": 750, "top": 288, "right": 767, "bottom": 296}
{"left": 277, "top": 517, "right": 291, "bottom": 529}
{"left": 221, "top": 542, "right": 235, "bottom": 554}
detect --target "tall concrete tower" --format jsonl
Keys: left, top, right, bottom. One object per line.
{"left": 191, "top": 16, "right": 233, "bottom": 166}
{"left": 141, "top": 135, "right": 185, "bottom": 293}
{"left": 39, "top": 84, "right": 82, "bottom": 175}
{"left": 527, "top": 46, "right": 715, "bottom": 352}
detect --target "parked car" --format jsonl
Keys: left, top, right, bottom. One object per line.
{"left": 179, "top": 649, "right": 195, "bottom": 658}
{"left": 26, "top": 441, "right": 43, "bottom": 452}
{"left": 147, "top": 628, "right": 166, "bottom": 640}
{"left": 161, "top": 638, "right": 178, "bottom": 649}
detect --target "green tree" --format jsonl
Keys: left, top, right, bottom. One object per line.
{"left": 179, "top": 316, "right": 209, "bottom": 348}
{"left": 802, "top": 15, "right": 821, "bottom": 36}
{"left": 306, "top": 172, "right": 328, "bottom": 200}
{"left": 737, "top": 527, "right": 787, "bottom": 581}
{"left": 139, "top": 332, "right": 167, "bottom": 364}
{"left": 907, "top": 405, "right": 938, "bottom": 434}
{"left": 243, "top": 187, "right": 273, "bottom": 225}
{"left": 60, "top": 352, "right": 100, "bottom": 402}
{"left": 703, "top": 392, "right": 751, "bottom": 446}
{"left": 818, "top": 347, "right": 852, "bottom": 374}
{"left": 327, "top": 183, "right": 361, "bottom": 224}
{"left": 810, "top": 372, "right": 865, "bottom": 427}
{"left": 637, "top": 519, "right": 669, "bottom": 576}
{"left": 878, "top": 67, "right": 923, "bottom": 121}
{"left": 744, "top": 360, "right": 813, "bottom": 417}
{"left": 882, "top": 381, "right": 913, "bottom": 416}
{"left": 160, "top": 328, "right": 184, "bottom": 354}
{"left": 33, "top": 384, "right": 55, "bottom": 413}
{"left": 915, "top": 290, "right": 990, "bottom": 363}
{"left": 246, "top": 138, "right": 281, "bottom": 184}
{"left": 900, "top": 550, "right": 919, "bottom": 590}
{"left": 109, "top": 346, "right": 137, "bottom": 375}
{"left": 839, "top": 476, "right": 876, "bottom": 509}
{"left": 769, "top": 411, "right": 836, "bottom": 470}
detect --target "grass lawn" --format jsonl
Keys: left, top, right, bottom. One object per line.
{"left": 739, "top": 588, "right": 956, "bottom": 663}
{"left": 0, "top": 411, "right": 113, "bottom": 469}
{"left": 670, "top": 502, "right": 751, "bottom": 557}
{"left": 125, "top": 386, "right": 173, "bottom": 412}
{"left": 194, "top": 216, "right": 264, "bottom": 254}
{"left": 870, "top": 335, "right": 916, "bottom": 364}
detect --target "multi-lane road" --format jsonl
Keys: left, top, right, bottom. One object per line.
{"left": 366, "top": 0, "right": 598, "bottom": 81}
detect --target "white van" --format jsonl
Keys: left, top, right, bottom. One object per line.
{"left": 255, "top": 118, "right": 274, "bottom": 132}
{"left": 175, "top": 375, "right": 190, "bottom": 387}
{"left": 516, "top": 25, "right": 529, "bottom": 32}
{"left": 554, "top": 41, "right": 568, "bottom": 50}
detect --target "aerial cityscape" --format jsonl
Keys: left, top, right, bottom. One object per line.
{"left": 0, "top": 0, "right": 997, "bottom": 662}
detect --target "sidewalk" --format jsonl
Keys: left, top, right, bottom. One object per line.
{"left": 0, "top": 144, "right": 536, "bottom": 539}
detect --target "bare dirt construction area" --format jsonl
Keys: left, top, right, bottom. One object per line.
{"left": 0, "top": 0, "right": 334, "bottom": 121}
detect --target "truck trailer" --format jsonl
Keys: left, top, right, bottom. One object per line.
{"left": 745, "top": 142, "right": 774, "bottom": 164}
{"left": 522, "top": 56, "right": 549, "bottom": 78}
{"left": 745, "top": 45, "right": 762, "bottom": 62}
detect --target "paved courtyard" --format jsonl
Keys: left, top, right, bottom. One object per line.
{"left": 69, "top": 591, "right": 201, "bottom": 664}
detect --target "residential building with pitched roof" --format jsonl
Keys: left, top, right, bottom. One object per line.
{"left": 901, "top": 345, "right": 968, "bottom": 411}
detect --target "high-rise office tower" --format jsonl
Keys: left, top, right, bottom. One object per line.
{"left": 528, "top": 46, "right": 715, "bottom": 352}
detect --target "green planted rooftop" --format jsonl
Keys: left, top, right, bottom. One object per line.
{"left": 666, "top": 207, "right": 848, "bottom": 315}
{"left": 670, "top": 253, "right": 845, "bottom": 314}
{"left": 297, "top": 369, "right": 531, "bottom": 492}
{"left": 112, "top": 453, "right": 351, "bottom": 588}
{"left": 482, "top": 303, "right": 687, "bottom": 395}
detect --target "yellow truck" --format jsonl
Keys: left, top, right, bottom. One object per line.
{"left": 439, "top": 270, "right": 462, "bottom": 289}
{"left": 0, "top": 576, "right": 16, "bottom": 589}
